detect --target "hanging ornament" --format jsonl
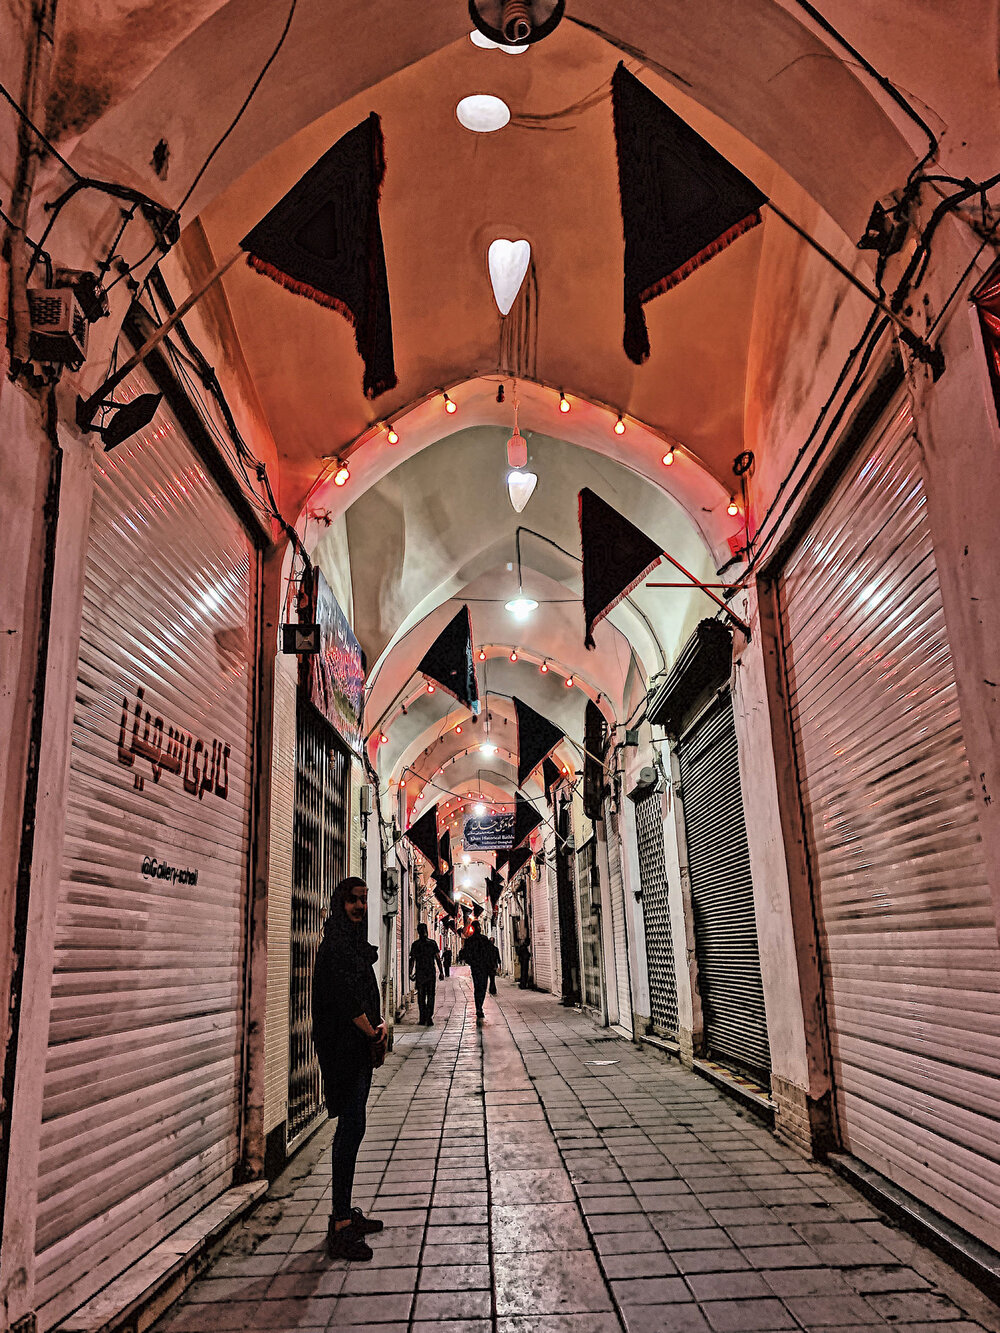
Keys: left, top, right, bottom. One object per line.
{"left": 489, "top": 238, "right": 531, "bottom": 316}
{"left": 506, "top": 398, "right": 527, "bottom": 468}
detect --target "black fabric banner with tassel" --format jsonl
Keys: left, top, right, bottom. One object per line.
{"left": 507, "top": 847, "right": 533, "bottom": 881}
{"left": 612, "top": 63, "right": 767, "bottom": 365}
{"left": 514, "top": 695, "right": 564, "bottom": 787}
{"left": 542, "top": 755, "right": 563, "bottom": 806}
{"left": 405, "top": 804, "right": 439, "bottom": 866}
{"left": 495, "top": 848, "right": 510, "bottom": 875}
{"left": 579, "top": 487, "right": 663, "bottom": 649}
{"left": 418, "top": 606, "right": 480, "bottom": 712}
{"left": 240, "top": 112, "right": 396, "bottom": 399}
{"left": 583, "top": 699, "right": 608, "bottom": 821}
{"left": 513, "top": 792, "right": 544, "bottom": 847}
{"left": 486, "top": 869, "right": 504, "bottom": 907}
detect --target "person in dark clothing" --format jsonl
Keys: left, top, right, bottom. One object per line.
{"left": 488, "top": 937, "right": 501, "bottom": 995}
{"left": 462, "top": 922, "right": 495, "bottom": 1025}
{"left": 516, "top": 937, "right": 532, "bottom": 988}
{"left": 442, "top": 944, "right": 452, "bottom": 977}
{"left": 312, "top": 876, "right": 387, "bottom": 1262}
{"left": 409, "top": 922, "right": 444, "bottom": 1024}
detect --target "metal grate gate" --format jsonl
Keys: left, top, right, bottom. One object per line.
{"left": 678, "top": 694, "right": 771, "bottom": 1082}
{"left": 577, "top": 837, "right": 603, "bottom": 1011}
{"left": 289, "top": 701, "right": 349, "bottom": 1141}
{"left": 636, "top": 791, "right": 678, "bottom": 1037}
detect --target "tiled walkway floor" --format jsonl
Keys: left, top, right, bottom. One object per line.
{"left": 155, "top": 972, "right": 1000, "bottom": 1333}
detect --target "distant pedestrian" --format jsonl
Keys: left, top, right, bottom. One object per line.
{"left": 409, "top": 922, "right": 445, "bottom": 1024}
{"left": 488, "top": 937, "right": 500, "bottom": 995}
{"left": 463, "top": 921, "right": 495, "bottom": 1025}
{"left": 312, "top": 876, "right": 387, "bottom": 1262}
{"left": 516, "top": 937, "right": 531, "bottom": 989}
{"left": 442, "top": 944, "right": 452, "bottom": 976}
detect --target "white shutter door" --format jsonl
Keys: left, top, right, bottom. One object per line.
{"left": 778, "top": 402, "right": 1000, "bottom": 1249}
{"left": 546, "top": 852, "right": 562, "bottom": 999}
{"left": 531, "top": 873, "right": 553, "bottom": 993}
{"left": 606, "top": 801, "right": 632, "bottom": 1030}
{"left": 36, "top": 368, "right": 256, "bottom": 1325}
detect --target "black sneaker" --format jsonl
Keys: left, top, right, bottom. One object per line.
{"left": 350, "top": 1207, "right": 384, "bottom": 1234}
{"left": 327, "top": 1223, "right": 373, "bottom": 1261}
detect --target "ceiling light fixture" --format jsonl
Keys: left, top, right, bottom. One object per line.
{"left": 505, "top": 595, "right": 538, "bottom": 620}
{"left": 427, "top": 683, "right": 436, "bottom": 693}
{"left": 614, "top": 415, "right": 626, "bottom": 435}
{"left": 469, "top": 0, "right": 566, "bottom": 46}
{"left": 727, "top": 495, "right": 740, "bottom": 516}
{"left": 455, "top": 724, "right": 463, "bottom": 735}
{"left": 474, "top": 801, "right": 487, "bottom": 817}
{"left": 480, "top": 742, "right": 497, "bottom": 757}
{"left": 509, "top": 649, "right": 518, "bottom": 662}
{"left": 379, "top": 732, "right": 388, "bottom": 744}
{"left": 565, "top": 675, "right": 574, "bottom": 687}
{"left": 333, "top": 460, "right": 351, "bottom": 486}
{"left": 478, "top": 648, "right": 487, "bottom": 661}
{"left": 540, "top": 661, "right": 548, "bottom": 673}
{"left": 443, "top": 392, "right": 457, "bottom": 414}
{"left": 506, "top": 469, "right": 537, "bottom": 513}
{"left": 558, "top": 391, "right": 570, "bottom": 413}
{"left": 489, "top": 239, "right": 531, "bottom": 317}
{"left": 662, "top": 448, "right": 675, "bottom": 466}
{"left": 456, "top": 94, "right": 511, "bottom": 134}
{"left": 385, "top": 424, "right": 399, "bottom": 444}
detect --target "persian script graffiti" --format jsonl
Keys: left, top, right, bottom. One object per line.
{"left": 117, "top": 685, "right": 231, "bottom": 798}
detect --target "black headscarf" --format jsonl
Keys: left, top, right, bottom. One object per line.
{"left": 325, "top": 877, "right": 379, "bottom": 969}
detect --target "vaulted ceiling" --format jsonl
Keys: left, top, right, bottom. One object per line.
{"left": 42, "top": 0, "right": 1000, "bottom": 834}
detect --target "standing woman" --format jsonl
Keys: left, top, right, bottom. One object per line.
{"left": 312, "top": 876, "right": 387, "bottom": 1261}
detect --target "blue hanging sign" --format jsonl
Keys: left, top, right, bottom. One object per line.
{"left": 463, "top": 812, "right": 515, "bottom": 849}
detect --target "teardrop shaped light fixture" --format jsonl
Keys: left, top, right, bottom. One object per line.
{"left": 488, "top": 238, "right": 531, "bottom": 316}
{"left": 457, "top": 94, "right": 510, "bottom": 133}
{"left": 506, "top": 470, "right": 537, "bottom": 513}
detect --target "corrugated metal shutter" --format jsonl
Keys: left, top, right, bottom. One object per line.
{"left": 554, "top": 799, "right": 580, "bottom": 1004}
{"left": 264, "top": 657, "right": 296, "bottom": 1135}
{"left": 778, "top": 403, "right": 1000, "bottom": 1248}
{"left": 36, "top": 370, "right": 257, "bottom": 1327}
{"left": 288, "top": 704, "right": 348, "bottom": 1142}
{"left": 636, "top": 791, "right": 677, "bottom": 1037}
{"left": 531, "top": 871, "right": 554, "bottom": 993}
{"left": 606, "top": 799, "right": 632, "bottom": 1031}
{"left": 678, "top": 695, "right": 771, "bottom": 1081}
{"left": 546, "top": 846, "right": 562, "bottom": 999}
{"left": 577, "top": 837, "right": 603, "bottom": 1011}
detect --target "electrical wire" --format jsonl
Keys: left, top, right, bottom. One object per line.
{"left": 177, "top": 0, "right": 298, "bottom": 212}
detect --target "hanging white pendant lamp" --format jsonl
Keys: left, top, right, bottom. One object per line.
{"left": 507, "top": 470, "right": 537, "bottom": 512}
{"left": 488, "top": 238, "right": 531, "bottom": 316}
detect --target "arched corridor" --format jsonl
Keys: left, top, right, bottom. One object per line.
{"left": 4, "top": 1, "right": 1000, "bottom": 1328}
{"left": 152, "top": 976, "right": 1000, "bottom": 1333}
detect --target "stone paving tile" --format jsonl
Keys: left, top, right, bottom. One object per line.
{"left": 150, "top": 977, "right": 999, "bottom": 1333}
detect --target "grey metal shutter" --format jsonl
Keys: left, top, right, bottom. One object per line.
{"left": 36, "top": 372, "right": 257, "bottom": 1327}
{"left": 606, "top": 799, "right": 632, "bottom": 1030}
{"left": 636, "top": 791, "right": 677, "bottom": 1037}
{"left": 531, "top": 871, "right": 554, "bottom": 993}
{"left": 778, "top": 403, "right": 1000, "bottom": 1248}
{"left": 678, "top": 695, "right": 771, "bottom": 1081}
{"left": 577, "top": 837, "right": 603, "bottom": 1011}
{"left": 288, "top": 704, "right": 349, "bottom": 1143}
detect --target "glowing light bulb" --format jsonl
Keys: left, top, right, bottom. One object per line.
{"left": 509, "top": 649, "right": 518, "bottom": 662}
{"left": 443, "top": 392, "right": 457, "bottom": 414}
{"left": 427, "top": 683, "right": 436, "bottom": 693}
{"left": 559, "top": 391, "right": 570, "bottom": 413}
{"left": 614, "top": 415, "right": 626, "bottom": 435}
{"left": 474, "top": 802, "right": 486, "bottom": 817}
{"left": 333, "top": 461, "right": 350, "bottom": 486}
{"left": 565, "top": 675, "right": 574, "bottom": 687}
{"left": 662, "top": 448, "right": 675, "bottom": 466}
{"left": 478, "top": 648, "right": 486, "bottom": 661}
{"left": 379, "top": 732, "right": 388, "bottom": 744}
{"left": 505, "top": 596, "right": 538, "bottom": 620}
{"left": 727, "top": 496, "right": 739, "bottom": 516}
{"left": 455, "top": 724, "right": 463, "bottom": 735}
{"left": 540, "top": 661, "right": 548, "bottom": 673}
{"left": 480, "top": 742, "right": 497, "bottom": 757}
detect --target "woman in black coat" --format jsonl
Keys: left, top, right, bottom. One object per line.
{"left": 312, "top": 876, "right": 387, "bottom": 1261}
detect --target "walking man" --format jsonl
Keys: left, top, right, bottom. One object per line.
{"left": 463, "top": 921, "right": 495, "bottom": 1026}
{"left": 516, "top": 935, "right": 532, "bottom": 989}
{"left": 442, "top": 943, "right": 452, "bottom": 977}
{"left": 409, "top": 922, "right": 445, "bottom": 1025}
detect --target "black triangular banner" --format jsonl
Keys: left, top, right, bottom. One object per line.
{"left": 583, "top": 699, "right": 608, "bottom": 820}
{"left": 405, "top": 804, "right": 439, "bottom": 865}
{"left": 507, "top": 847, "right": 533, "bottom": 881}
{"left": 513, "top": 792, "right": 544, "bottom": 847}
{"left": 579, "top": 488, "right": 663, "bottom": 649}
{"left": 418, "top": 605, "right": 480, "bottom": 711}
{"left": 542, "top": 755, "right": 563, "bottom": 806}
{"left": 514, "top": 695, "right": 564, "bottom": 787}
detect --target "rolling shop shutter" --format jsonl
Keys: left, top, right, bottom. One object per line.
{"left": 606, "top": 800, "right": 632, "bottom": 1031}
{"left": 678, "top": 694, "right": 771, "bottom": 1081}
{"left": 636, "top": 790, "right": 677, "bottom": 1037}
{"left": 577, "top": 837, "right": 604, "bottom": 1011}
{"left": 531, "top": 870, "right": 554, "bottom": 993}
{"left": 36, "top": 371, "right": 257, "bottom": 1327}
{"left": 778, "top": 402, "right": 1000, "bottom": 1248}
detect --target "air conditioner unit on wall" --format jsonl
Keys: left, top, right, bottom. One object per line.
{"left": 28, "top": 287, "right": 88, "bottom": 368}
{"left": 360, "top": 783, "right": 375, "bottom": 815}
